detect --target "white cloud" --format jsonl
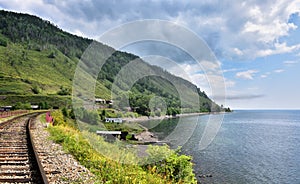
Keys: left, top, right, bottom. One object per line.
{"left": 260, "top": 74, "right": 268, "bottom": 78}
{"left": 1, "top": 0, "right": 299, "bottom": 60}
{"left": 242, "top": 19, "right": 297, "bottom": 43}
{"left": 225, "top": 79, "right": 235, "bottom": 88}
{"left": 233, "top": 48, "right": 243, "bottom": 56}
{"left": 222, "top": 68, "right": 243, "bottom": 73}
{"left": 236, "top": 70, "right": 258, "bottom": 80}
{"left": 284, "top": 60, "right": 299, "bottom": 66}
{"left": 255, "top": 42, "right": 300, "bottom": 57}
{"left": 164, "top": 61, "right": 231, "bottom": 102}
{"left": 172, "top": 0, "right": 300, "bottom": 60}
{"left": 273, "top": 69, "right": 285, "bottom": 73}
{"left": 260, "top": 69, "right": 284, "bottom": 78}
{"left": 260, "top": 71, "right": 272, "bottom": 78}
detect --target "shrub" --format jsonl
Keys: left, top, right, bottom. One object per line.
{"left": 73, "top": 107, "right": 100, "bottom": 125}
{"left": 38, "top": 101, "right": 49, "bottom": 109}
{"left": 32, "top": 85, "right": 41, "bottom": 94}
{"left": 13, "top": 102, "right": 31, "bottom": 110}
{"left": 144, "top": 145, "right": 197, "bottom": 183}
{"left": 47, "top": 111, "right": 197, "bottom": 183}
{"left": 47, "top": 125, "right": 167, "bottom": 183}
{"left": 61, "top": 107, "right": 68, "bottom": 117}
{"left": 0, "top": 38, "right": 7, "bottom": 47}
{"left": 51, "top": 110, "right": 65, "bottom": 126}
{"left": 57, "top": 86, "right": 71, "bottom": 95}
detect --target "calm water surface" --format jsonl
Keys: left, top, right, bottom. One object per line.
{"left": 142, "top": 110, "right": 300, "bottom": 183}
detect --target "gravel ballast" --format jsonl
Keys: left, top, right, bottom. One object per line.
{"left": 31, "top": 116, "right": 94, "bottom": 183}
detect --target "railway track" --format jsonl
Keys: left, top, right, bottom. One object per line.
{"left": 0, "top": 113, "right": 48, "bottom": 184}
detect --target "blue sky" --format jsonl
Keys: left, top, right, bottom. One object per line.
{"left": 1, "top": 0, "right": 300, "bottom": 109}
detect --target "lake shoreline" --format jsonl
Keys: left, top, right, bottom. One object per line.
{"left": 125, "top": 112, "right": 224, "bottom": 143}
{"left": 123, "top": 112, "right": 212, "bottom": 123}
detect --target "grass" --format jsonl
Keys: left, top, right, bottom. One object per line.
{"left": 0, "top": 42, "right": 112, "bottom": 106}
{"left": 45, "top": 111, "right": 197, "bottom": 183}
{"left": 0, "top": 94, "right": 71, "bottom": 107}
{"left": 47, "top": 125, "right": 169, "bottom": 183}
{"left": 104, "top": 122, "right": 144, "bottom": 134}
{"left": 0, "top": 11, "right": 219, "bottom": 116}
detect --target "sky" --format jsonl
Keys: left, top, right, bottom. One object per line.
{"left": 0, "top": 0, "right": 300, "bottom": 109}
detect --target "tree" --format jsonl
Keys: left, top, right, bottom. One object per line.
{"left": 100, "top": 109, "right": 106, "bottom": 121}
{"left": 32, "top": 85, "right": 41, "bottom": 94}
{"left": 0, "top": 38, "right": 7, "bottom": 47}
{"left": 61, "top": 107, "right": 68, "bottom": 117}
{"left": 167, "top": 107, "right": 180, "bottom": 116}
{"left": 13, "top": 102, "right": 31, "bottom": 110}
{"left": 57, "top": 86, "right": 71, "bottom": 95}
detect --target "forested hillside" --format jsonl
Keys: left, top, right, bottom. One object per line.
{"left": 0, "top": 10, "right": 220, "bottom": 114}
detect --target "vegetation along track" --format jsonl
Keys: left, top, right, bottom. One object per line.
{"left": 0, "top": 113, "right": 48, "bottom": 183}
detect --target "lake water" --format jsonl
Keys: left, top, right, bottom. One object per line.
{"left": 141, "top": 110, "right": 300, "bottom": 183}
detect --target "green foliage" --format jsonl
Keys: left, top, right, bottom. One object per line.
{"left": 145, "top": 145, "right": 197, "bottom": 183}
{"left": 47, "top": 116, "right": 197, "bottom": 183}
{"left": 32, "top": 85, "right": 41, "bottom": 94}
{"left": 100, "top": 109, "right": 106, "bottom": 120}
{"left": 38, "top": 101, "right": 48, "bottom": 109}
{"left": 0, "top": 95, "right": 70, "bottom": 108}
{"left": 73, "top": 107, "right": 100, "bottom": 125}
{"left": 61, "top": 107, "right": 68, "bottom": 117}
{"left": 0, "top": 38, "right": 7, "bottom": 47}
{"left": 47, "top": 126, "right": 163, "bottom": 183}
{"left": 51, "top": 110, "right": 65, "bottom": 126}
{"left": 104, "top": 122, "right": 144, "bottom": 134}
{"left": 103, "top": 109, "right": 119, "bottom": 118}
{"left": 166, "top": 107, "right": 180, "bottom": 116}
{"left": 39, "top": 113, "right": 47, "bottom": 124}
{"left": 0, "top": 10, "right": 92, "bottom": 57}
{"left": 0, "top": 10, "right": 220, "bottom": 113}
{"left": 123, "top": 111, "right": 139, "bottom": 118}
{"left": 48, "top": 51, "right": 56, "bottom": 58}
{"left": 200, "top": 102, "right": 211, "bottom": 112}
{"left": 57, "top": 86, "right": 71, "bottom": 95}
{"left": 12, "top": 102, "right": 31, "bottom": 110}
{"left": 69, "top": 108, "right": 75, "bottom": 119}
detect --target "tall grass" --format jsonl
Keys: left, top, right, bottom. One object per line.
{"left": 46, "top": 111, "right": 197, "bottom": 183}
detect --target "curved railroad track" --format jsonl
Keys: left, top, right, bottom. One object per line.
{"left": 0, "top": 113, "right": 48, "bottom": 184}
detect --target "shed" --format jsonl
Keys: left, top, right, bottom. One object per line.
{"left": 1, "top": 106, "right": 12, "bottom": 111}
{"left": 96, "top": 131, "right": 122, "bottom": 135}
{"left": 31, "top": 105, "right": 39, "bottom": 110}
{"left": 95, "top": 98, "right": 106, "bottom": 104}
{"left": 96, "top": 130, "right": 128, "bottom": 140}
{"left": 105, "top": 118, "right": 123, "bottom": 123}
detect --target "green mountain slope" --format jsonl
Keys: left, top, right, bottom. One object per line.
{"left": 0, "top": 10, "right": 220, "bottom": 113}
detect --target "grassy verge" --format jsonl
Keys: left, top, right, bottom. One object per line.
{"left": 45, "top": 110, "right": 197, "bottom": 183}
{"left": 0, "top": 110, "right": 47, "bottom": 123}
{"left": 0, "top": 95, "right": 71, "bottom": 107}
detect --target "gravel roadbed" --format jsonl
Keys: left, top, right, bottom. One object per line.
{"left": 31, "top": 116, "right": 95, "bottom": 183}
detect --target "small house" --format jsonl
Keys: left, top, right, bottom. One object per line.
{"left": 105, "top": 118, "right": 123, "bottom": 123}
{"left": 31, "top": 105, "right": 39, "bottom": 110}
{"left": 96, "top": 130, "right": 122, "bottom": 136}
{"left": 96, "top": 130, "right": 128, "bottom": 140}
{"left": 0, "top": 106, "right": 12, "bottom": 111}
{"left": 95, "top": 98, "right": 105, "bottom": 104}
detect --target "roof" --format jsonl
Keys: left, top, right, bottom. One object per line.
{"left": 95, "top": 98, "right": 105, "bottom": 101}
{"left": 1, "top": 106, "right": 12, "bottom": 108}
{"left": 96, "top": 131, "right": 121, "bottom": 135}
